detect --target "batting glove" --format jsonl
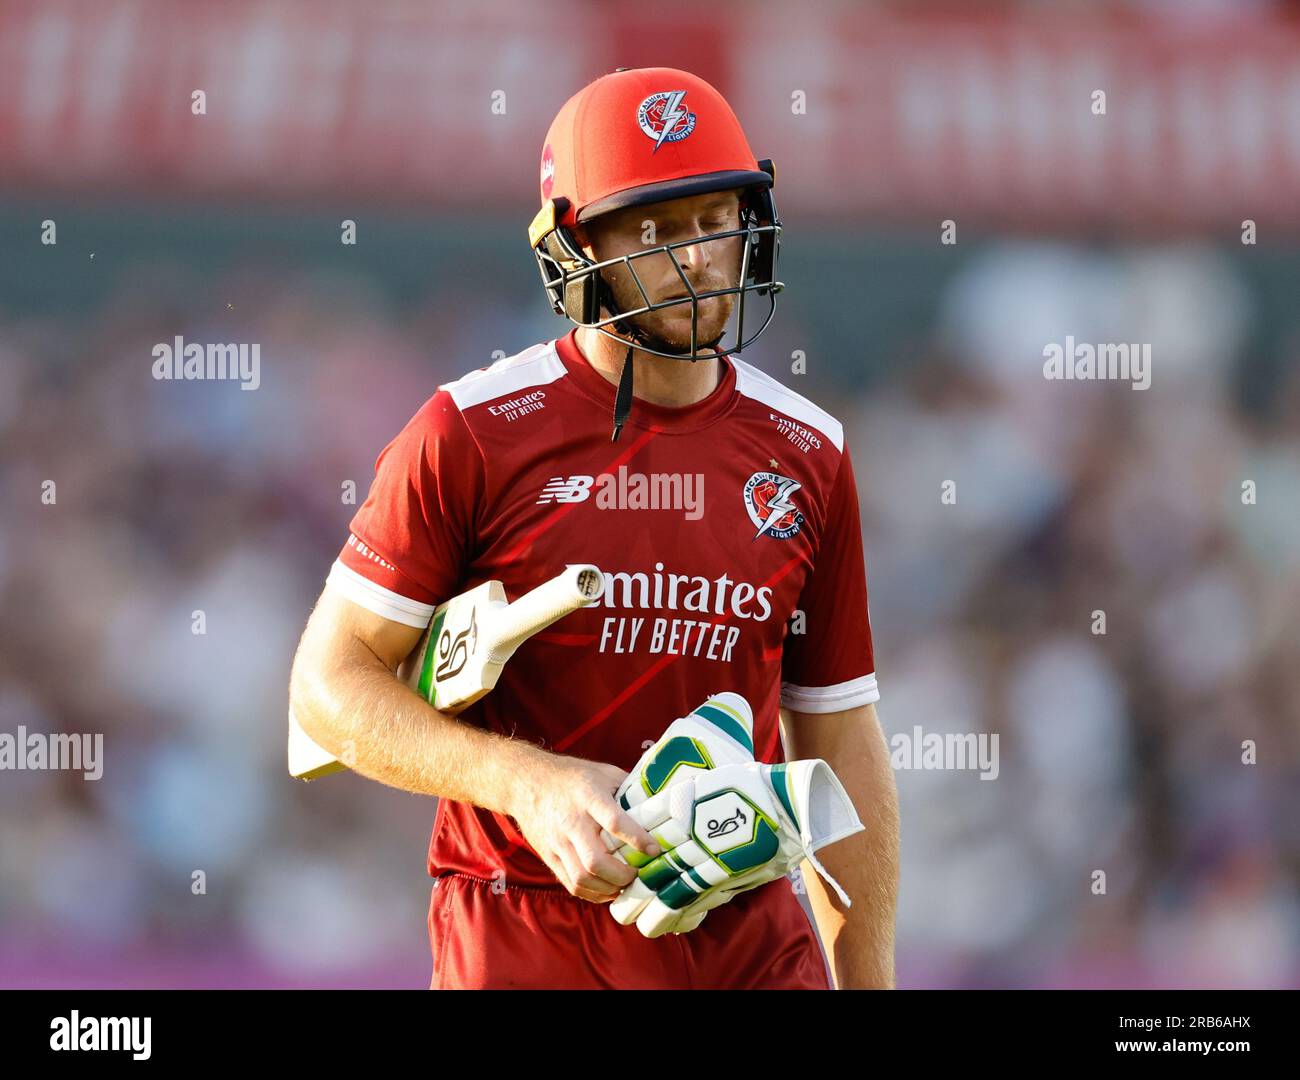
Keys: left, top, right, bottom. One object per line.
{"left": 606, "top": 758, "right": 864, "bottom": 939}
{"left": 615, "top": 691, "right": 756, "bottom": 812}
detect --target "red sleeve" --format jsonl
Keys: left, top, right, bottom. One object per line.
{"left": 326, "top": 390, "right": 483, "bottom": 628}
{"left": 780, "top": 446, "right": 880, "bottom": 712}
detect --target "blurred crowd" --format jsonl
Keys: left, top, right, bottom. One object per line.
{"left": 849, "top": 241, "right": 1300, "bottom": 988}
{"left": 0, "top": 235, "right": 1297, "bottom": 988}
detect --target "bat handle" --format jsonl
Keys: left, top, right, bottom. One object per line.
{"left": 482, "top": 564, "right": 604, "bottom": 661}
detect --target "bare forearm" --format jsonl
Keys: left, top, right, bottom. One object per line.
{"left": 802, "top": 794, "right": 898, "bottom": 988}
{"left": 290, "top": 646, "right": 545, "bottom": 810}
{"left": 783, "top": 704, "right": 899, "bottom": 989}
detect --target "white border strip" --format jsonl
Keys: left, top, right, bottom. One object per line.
{"left": 780, "top": 672, "right": 879, "bottom": 713}
{"left": 440, "top": 342, "right": 567, "bottom": 410}
{"left": 732, "top": 357, "right": 844, "bottom": 452}
{"left": 326, "top": 560, "right": 435, "bottom": 628}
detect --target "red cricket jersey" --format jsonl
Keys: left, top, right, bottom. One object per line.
{"left": 330, "top": 327, "right": 879, "bottom": 888}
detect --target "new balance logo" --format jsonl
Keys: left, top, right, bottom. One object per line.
{"left": 537, "top": 476, "right": 595, "bottom": 503}
{"left": 536, "top": 468, "right": 704, "bottom": 520}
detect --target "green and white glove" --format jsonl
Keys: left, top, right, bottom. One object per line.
{"left": 615, "top": 691, "right": 756, "bottom": 812}
{"left": 600, "top": 691, "right": 754, "bottom": 937}
{"left": 607, "top": 757, "right": 865, "bottom": 939}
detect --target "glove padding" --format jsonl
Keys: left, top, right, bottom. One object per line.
{"left": 607, "top": 758, "right": 864, "bottom": 939}
{"left": 615, "top": 691, "right": 756, "bottom": 811}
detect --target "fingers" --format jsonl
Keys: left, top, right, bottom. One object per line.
{"left": 608, "top": 877, "right": 655, "bottom": 926}
{"left": 589, "top": 761, "right": 631, "bottom": 793}
{"left": 623, "top": 805, "right": 692, "bottom": 860}
{"left": 536, "top": 848, "right": 579, "bottom": 897}
{"left": 553, "top": 837, "right": 612, "bottom": 899}
{"left": 636, "top": 895, "right": 682, "bottom": 939}
{"left": 623, "top": 775, "right": 700, "bottom": 836}
{"left": 589, "top": 797, "right": 663, "bottom": 860}
{"left": 571, "top": 824, "right": 637, "bottom": 891}
{"left": 551, "top": 835, "right": 619, "bottom": 898}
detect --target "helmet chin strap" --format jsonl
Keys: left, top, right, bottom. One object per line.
{"left": 604, "top": 291, "right": 722, "bottom": 442}
{"left": 611, "top": 338, "right": 635, "bottom": 443}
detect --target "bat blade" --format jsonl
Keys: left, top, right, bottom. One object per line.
{"left": 405, "top": 579, "right": 504, "bottom": 713}
{"left": 288, "top": 564, "right": 603, "bottom": 780}
{"left": 287, "top": 706, "right": 349, "bottom": 781}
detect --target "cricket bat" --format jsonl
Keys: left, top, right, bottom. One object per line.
{"left": 288, "top": 563, "right": 605, "bottom": 780}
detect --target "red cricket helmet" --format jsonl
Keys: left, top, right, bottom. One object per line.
{"left": 528, "top": 67, "right": 783, "bottom": 438}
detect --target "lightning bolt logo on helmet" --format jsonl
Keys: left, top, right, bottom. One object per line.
{"left": 539, "top": 143, "right": 556, "bottom": 199}
{"left": 743, "top": 471, "right": 805, "bottom": 541}
{"left": 637, "top": 90, "right": 697, "bottom": 151}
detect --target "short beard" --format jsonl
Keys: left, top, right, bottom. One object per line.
{"left": 617, "top": 300, "right": 731, "bottom": 358}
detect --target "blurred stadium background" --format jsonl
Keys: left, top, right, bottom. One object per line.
{"left": 1, "top": 0, "right": 1298, "bottom": 988}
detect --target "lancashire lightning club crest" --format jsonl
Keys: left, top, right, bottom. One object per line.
{"left": 540, "top": 143, "right": 556, "bottom": 199}
{"left": 637, "top": 90, "right": 696, "bottom": 152}
{"left": 744, "top": 471, "right": 804, "bottom": 541}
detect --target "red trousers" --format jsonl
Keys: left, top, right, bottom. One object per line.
{"left": 428, "top": 870, "right": 832, "bottom": 990}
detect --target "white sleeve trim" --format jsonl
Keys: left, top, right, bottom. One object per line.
{"left": 780, "top": 673, "right": 879, "bottom": 714}
{"left": 325, "top": 560, "right": 436, "bottom": 628}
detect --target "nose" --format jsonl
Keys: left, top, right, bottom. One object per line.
{"left": 674, "top": 226, "right": 713, "bottom": 277}
{"left": 681, "top": 232, "right": 712, "bottom": 276}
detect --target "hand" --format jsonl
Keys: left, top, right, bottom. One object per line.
{"left": 507, "top": 754, "right": 662, "bottom": 903}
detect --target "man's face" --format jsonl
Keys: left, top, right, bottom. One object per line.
{"left": 575, "top": 189, "right": 745, "bottom": 353}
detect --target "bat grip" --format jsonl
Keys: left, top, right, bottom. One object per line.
{"left": 481, "top": 564, "right": 604, "bottom": 662}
